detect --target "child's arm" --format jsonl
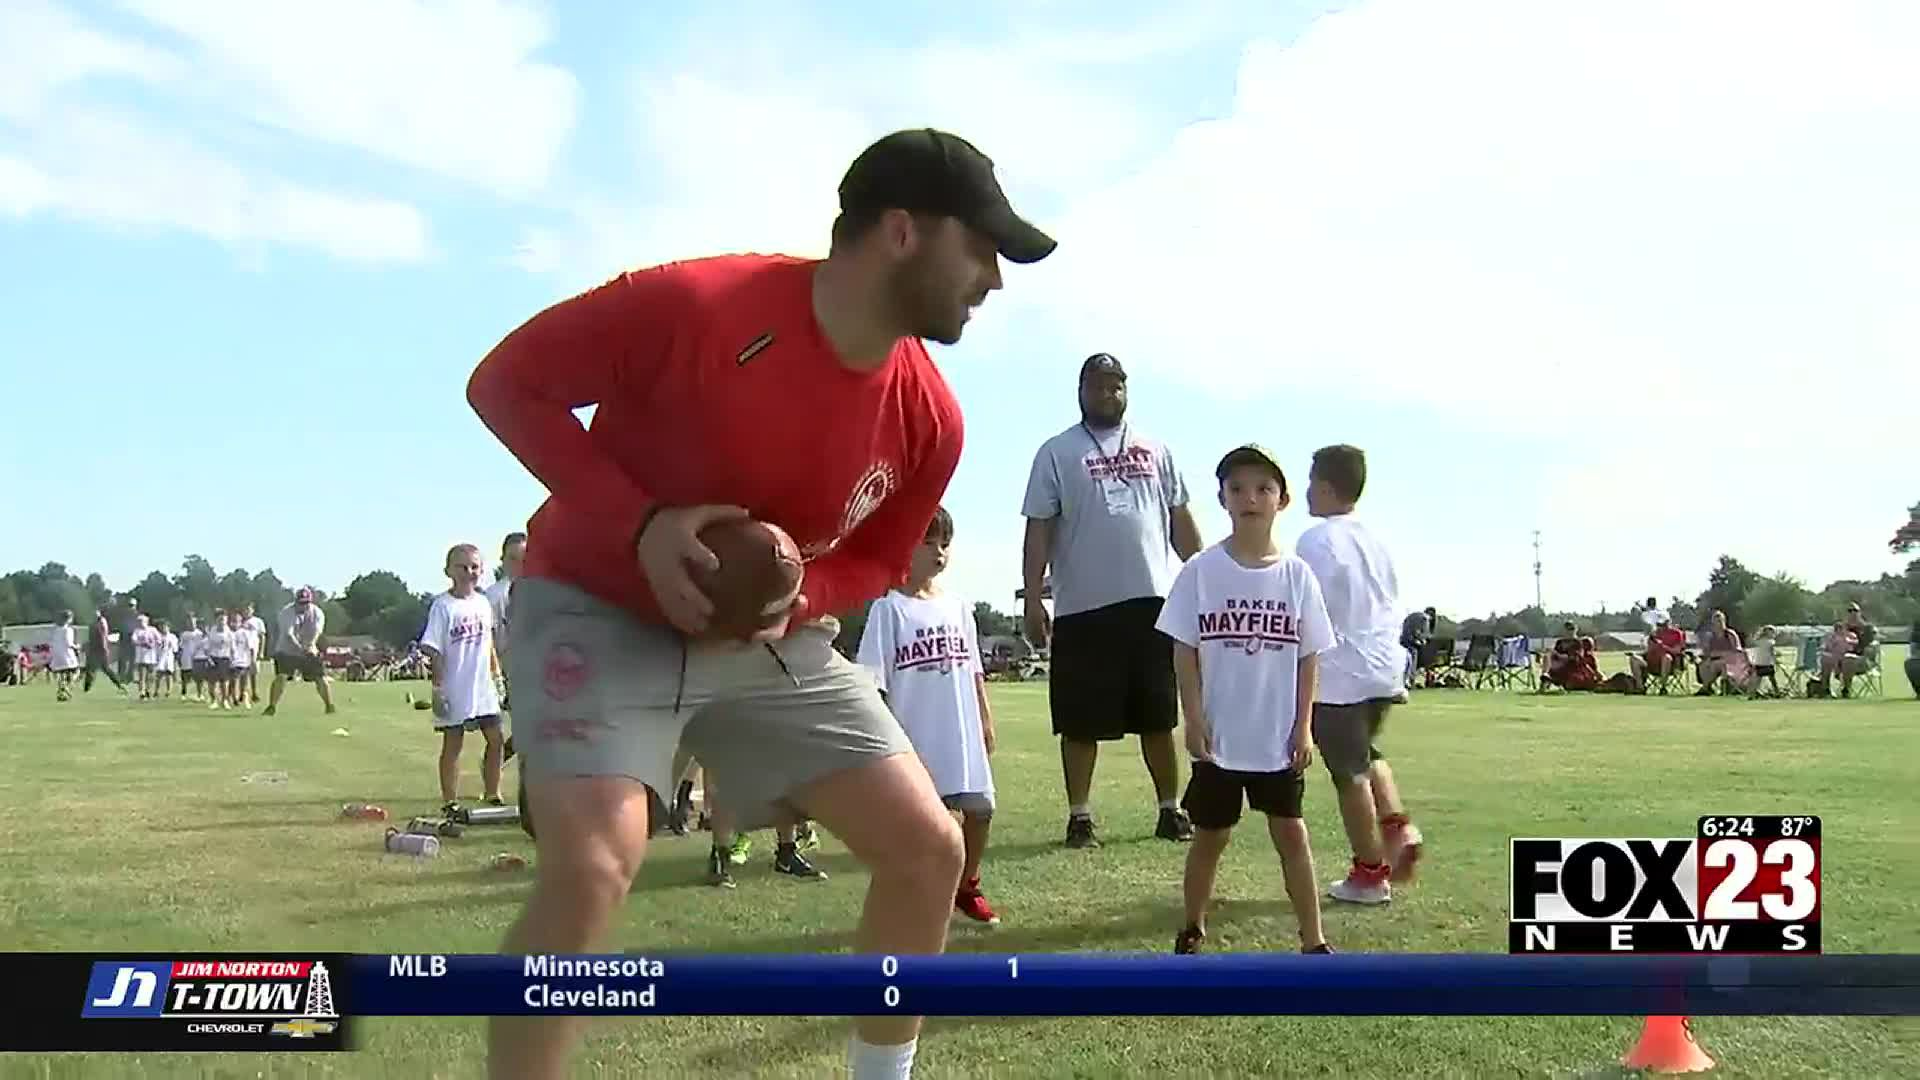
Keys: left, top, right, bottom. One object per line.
{"left": 1292, "top": 652, "right": 1319, "bottom": 771}
{"left": 1174, "top": 642, "right": 1208, "bottom": 761}
{"left": 974, "top": 671, "right": 995, "bottom": 755}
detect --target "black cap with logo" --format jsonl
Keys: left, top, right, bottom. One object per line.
{"left": 839, "top": 129, "right": 1057, "bottom": 264}
{"left": 1080, "top": 352, "right": 1126, "bottom": 381}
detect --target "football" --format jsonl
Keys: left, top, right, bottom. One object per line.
{"left": 690, "top": 518, "right": 804, "bottom": 641}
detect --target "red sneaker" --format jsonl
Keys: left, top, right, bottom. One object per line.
{"left": 954, "top": 877, "right": 1001, "bottom": 926}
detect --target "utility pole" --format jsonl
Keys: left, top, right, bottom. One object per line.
{"left": 1533, "top": 530, "right": 1544, "bottom": 613}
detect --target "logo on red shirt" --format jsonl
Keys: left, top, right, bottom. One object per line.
{"left": 801, "top": 460, "right": 898, "bottom": 560}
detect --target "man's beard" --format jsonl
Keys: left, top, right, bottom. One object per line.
{"left": 1081, "top": 403, "right": 1125, "bottom": 428}
{"left": 893, "top": 254, "right": 963, "bottom": 345}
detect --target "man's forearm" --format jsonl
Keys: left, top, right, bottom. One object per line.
{"left": 1022, "top": 518, "right": 1054, "bottom": 599}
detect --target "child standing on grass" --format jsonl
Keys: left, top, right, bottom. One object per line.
{"left": 858, "top": 506, "right": 1002, "bottom": 926}
{"left": 154, "top": 620, "right": 178, "bottom": 698}
{"left": 48, "top": 610, "right": 79, "bottom": 702}
{"left": 1157, "top": 445, "right": 1335, "bottom": 955}
{"left": 421, "top": 543, "right": 506, "bottom": 815}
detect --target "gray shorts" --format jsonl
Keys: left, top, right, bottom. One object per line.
{"left": 1313, "top": 699, "right": 1392, "bottom": 781}
{"left": 506, "top": 577, "right": 912, "bottom": 831}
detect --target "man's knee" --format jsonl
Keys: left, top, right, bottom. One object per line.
{"left": 872, "top": 809, "right": 965, "bottom": 894}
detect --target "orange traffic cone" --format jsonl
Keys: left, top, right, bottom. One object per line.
{"left": 1622, "top": 1016, "right": 1715, "bottom": 1073}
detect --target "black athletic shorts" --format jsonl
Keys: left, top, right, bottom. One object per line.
{"left": 275, "top": 652, "right": 325, "bottom": 682}
{"left": 1313, "top": 699, "right": 1392, "bottom": 779}
{"left": 1181, "top": 760, "right": 1304, "bottom": 829}
{"left": 1048, "top": 596, "right": 1178, "bottom": 741}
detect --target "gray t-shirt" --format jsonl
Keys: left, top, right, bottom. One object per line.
{"left": 1021, "top": 422, "right": 1190, "bottom": 618}
{"left": 277, "top": 602, "right": 324, "bottom": 655}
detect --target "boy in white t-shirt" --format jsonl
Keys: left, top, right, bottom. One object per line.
{"left": 227, "top": 611, "right": 258, "bottom": 711}
{"left": 204, "top": 608, "right": 235, "bottom": 709}
{"left": 421, "top": 543, "right": 506, "bottom": 814}
{"left": 131, "top": 615, "right": 159, "bottom": 700}
{"left": 154, "top": 620, "right": 179, "bottom": 698}
{"left": 177, "top": 615, "right": 206, "bottom": 702}
{"left": 1156, "top": 445, "right": 1335, "bottom": 955}
{"left": 1297, "top": 444, "right": 1426, "bottom": 905}
{"left": 48, "top": 610, "right": 80, "bottom": 702}
{"left": 858, "top": 506, "right": 1001, "bottom": 925}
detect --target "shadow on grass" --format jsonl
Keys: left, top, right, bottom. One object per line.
{"left": 627, "top": 896, "right": 1193, "bottom": 958}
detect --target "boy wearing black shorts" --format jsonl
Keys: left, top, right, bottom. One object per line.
{"left": 1157, "top": 445, "right": 1335, "bottom": 954}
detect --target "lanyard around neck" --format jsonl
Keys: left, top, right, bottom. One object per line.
{"left": 1081, "top": 422, "right": 1127, "bottom": 459}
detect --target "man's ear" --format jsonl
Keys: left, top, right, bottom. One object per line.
{"left": 1278, "top": 490, "right": 1292, "bottom": 512}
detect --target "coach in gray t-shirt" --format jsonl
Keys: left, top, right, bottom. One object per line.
{"left": 1022, "top": 352, "right": 1202, "bottom": 849}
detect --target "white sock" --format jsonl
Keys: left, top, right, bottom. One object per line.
{"left": 1159, "top": 798, "right": 1178, "bottom": 810}
{"left": 1068, "top": 804, "right": 1090, "bottom": 819}
{"left": 849, "top": 1035, "right": 917, "bottom": 1079}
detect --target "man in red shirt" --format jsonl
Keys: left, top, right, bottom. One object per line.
{"left": 468, "top": 128, "right": 1053, "bottom": 1080}
{"left": 1630, "top": 616, "right": 1689, "bottom": 693}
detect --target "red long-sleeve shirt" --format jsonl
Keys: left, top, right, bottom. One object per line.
{"left": 467, "top": 254, "right": 964, "bottom": 627}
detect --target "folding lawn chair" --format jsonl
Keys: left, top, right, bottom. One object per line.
{"left": 1644, "top": 651, "right": 1688, "bottom": 696}
{"left": 1850, "top": 644, "right": 1883, "bottom": 698}
{"left": 1416, "top": 637, "right": 1456, "bottom": 688}
{"left": 1459, "top": 634, "right": 1499, "bottom": 689}
{"left": 1494, "top": 635, "right": 1536, "bottom": 691}
{"left": 1792, "top": 636, "right": 1823, "bottom": 697}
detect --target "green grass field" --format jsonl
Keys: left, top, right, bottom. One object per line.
{"left": 3, "top": 669, "right": 1918, "bottom": 1078}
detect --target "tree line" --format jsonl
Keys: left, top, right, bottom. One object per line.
{"left": 0, "top": 556, "right": 1027, "bottom": 655}
{"left": 1449, "top": 553, "right": 1918, "bottom": 642}
{"left": 0, "top": 557, "right": 435, "bottom": 650}
{"left": 9, "top": 500, "right": 1914, "bottom": 652}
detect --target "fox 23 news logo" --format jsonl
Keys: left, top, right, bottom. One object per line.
{"left": 82, "top": 959, "right": 339, "bottom": 1038}
{"left": 1509, "top": 815, "right": 1821, "bottom": 954}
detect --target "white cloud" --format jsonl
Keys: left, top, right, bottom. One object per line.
{"left": 118, "top": 0, "right": 580, "bottom": 197}
{"left": 1025, "top": 0, "right": 1920, "bottom": 447}
{"left": 3, "top": 106, "right": 428, "bottom": 263}
{"left": 0, "top": 0, "right": 183, "bottom": 121}
{"left": 494, "top": 0, "right": 1919, "bottom": 613}
{"left": 0, "top": 2, "right": 435, "bottom": 261}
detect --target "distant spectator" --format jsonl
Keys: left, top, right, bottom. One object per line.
{"left": 1399, "top": 606, "right": 1436, "bottom": 687}
{"left": 1695, "top": 610, "right": 1746, "bottom": 695}
{"left": 1904, "top": 619, "right": 1919, "bottom": 700}
{"left": 1747, "top": 626, "right": 1782, "bottom": 698}
{"left": 1630, "top": 615, "right": 1687, "bottom": 693}
{"left": 1820, "top": 603, "right": 1878, "bottom": 698}
{"left": 1637, "top": 596, "right": 1668, "bottom": 633}
{"left": 1544, "top": 623, "right": 1602, "bottom": 690}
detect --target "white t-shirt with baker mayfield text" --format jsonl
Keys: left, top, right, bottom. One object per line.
{"left": 178, "top": 628, "right": 204, "bottom": 666}
{"left": 230, "top": 625, "right": 258, "bottom": 669}
{"left": 856, "top": 589, "right": 993, "bottom": 800}
{"left": 1155, "top": 544, "right": 1334, "bottom": 773}
{"left": 422, "top": 591, "right": 500, "bottom": 725}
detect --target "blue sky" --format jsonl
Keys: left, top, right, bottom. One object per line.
{"left": 3, "top": 0, "right": 1914, "bottom": 619}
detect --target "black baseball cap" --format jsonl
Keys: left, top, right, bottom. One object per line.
{"left": 839, "top": 129, "right": 1056, "bottom": 264}
{"left": 1080, "top": 353, "right": 1125, "bottom": 381}
{"left": 1215, "top": 443, "right": 1288, "bottom": 493}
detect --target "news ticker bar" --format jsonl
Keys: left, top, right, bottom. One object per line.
{"left": 8, "top": 952, "right": 1920, "bottom": 1050}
